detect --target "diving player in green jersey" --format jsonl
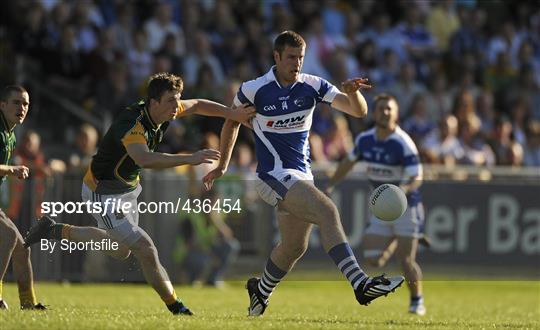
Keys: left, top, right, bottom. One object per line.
{"left": 24, "top": 73, "right": 255, "bottom": 315}
{"left": 0, "top": 85, "right": 46, "bottom": 310}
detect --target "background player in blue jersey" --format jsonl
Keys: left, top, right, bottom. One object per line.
{"left": 326, "top": 94, "right": 426, "bottom": 316}
{"left": 203, "top": 31, "right": 404, "bottom": 316}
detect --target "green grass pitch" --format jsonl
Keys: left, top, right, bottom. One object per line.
{"left": 1, "top": 280, "right": 538, "bottom": 329}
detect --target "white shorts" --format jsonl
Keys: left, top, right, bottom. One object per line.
{"left": 364, "top": 202, "right": 425, "bottom": 238}
{"left": 255, "top": 169, "right": 314, "bottom": 207}
{"left": 81, "top": 183, "right": 143, "bottom": 246}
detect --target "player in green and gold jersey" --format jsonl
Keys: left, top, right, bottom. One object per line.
{"left": 24, "top": 73, "right": 255, "bottom": 315}
{"left": 0, "top": 85, "right": 46, "bottom": 310}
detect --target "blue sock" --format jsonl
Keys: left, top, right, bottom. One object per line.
{"left": 328, "top": 242, "right": 368, "bottom": 290}
{"left": 258, "top": 258, "right": 287, "bottom": 301}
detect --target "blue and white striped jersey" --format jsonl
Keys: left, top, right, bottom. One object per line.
{"left": 348, "top": 127, "right": 423, "bottom": 205}
{"left": 234, "top": 66, "right": 339, "bottom": 174}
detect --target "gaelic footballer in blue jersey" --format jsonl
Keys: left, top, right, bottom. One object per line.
{"left": 326, "top": 94, "right": 427, "bottom": 316}
{"left": 204, "top": 31, "right": 404, "bottom": 316}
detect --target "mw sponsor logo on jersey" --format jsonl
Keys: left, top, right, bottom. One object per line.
{"left": 266, "top": 115, "right": 306, "bottom": 129}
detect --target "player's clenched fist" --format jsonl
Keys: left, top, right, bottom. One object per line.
{"left": 190, "top": 149, "right": 221, "bottom": 165}
{"left": 10, "top": 165, "right": 30, "bottom": 179}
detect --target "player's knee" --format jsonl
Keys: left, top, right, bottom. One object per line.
{"left": 131, "top": 238, "right": 158, "bottom": 262}
{"left": 0, "top": 226, "right": 18, "bottom": 248}
{"left": 11, "top": 235, "right": 30, "bottom": 259}
{"left": 135, "top": 248, "right": 158, "bottom": 265}
{"left": 131, "top": 234, "right": 152, "bottom": 250}
{"left": 111, "top": 248, "right": 131, "bottom": 260}
{"left": 327, "top": 203, "right": 340, "bottom": 220}
{"left": 13, "top": 243, "right": 31, "bottom": 260}
{"left": 315, "top": 203, "right": 339, "bottom": 225}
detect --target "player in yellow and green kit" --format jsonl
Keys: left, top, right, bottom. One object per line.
{"left": 24, "top": 73, "right": 254, "bottom": 315}
{"left": 0, "top": 85, "right": 46, "bottom": 310}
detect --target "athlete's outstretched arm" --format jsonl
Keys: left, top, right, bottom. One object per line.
{"left": 324, "top": 157, "right": 356, "bottom": 194}
{"left": 126, "top": 143, "right": 220, "bottom": 169}
{"left": 178, "top": 99, "right": 255, "bottom": 125}
{"left": 331, "top": 78, "right": 371, "bottom": 118}
{"left": 0, "top": 164, "right": 29, "bottom": 179}
{"left": 202, "top": 118, "right": 241, "bottom": 190}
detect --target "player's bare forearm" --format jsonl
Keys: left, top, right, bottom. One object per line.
{"left": 126, "top": 144, "right": 219, "bottom": 169}
{"left": 180, "top": 99, "right": 255, "bottom": 124}
{"left": 202, "top": 118, "right": 241, "bottom": 190}
{"left": 346, "top": 91, "right": 368, "bottom": 118}
{"left": 216, "top": 119, "right": 241, "bottom": 171}
{"left": 0, "top": 164, "right": 29, "bottom": 178}
{"left": 331, "top": 91, "right": 368, "bottom": 118}
{"left": 180, "top": 99, "right": 231, "bottom": 118}
{"left": 0, "top": 165, "right": 14, "bottom": 176}
{"left": 399, "top": 176, "right": 422, "bottom": 194}
{"left": 136, "top": 152, "right": 197, "bottom": 169}
{"left": 327, "top": 158, "right": 356, "bottom": 190}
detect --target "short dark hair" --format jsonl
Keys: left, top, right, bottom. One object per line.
{"left": 373, "top": 93, "right": 398, "bottom": 108}
{"left": 1, "top": 85, "right": 28, "bottom": 101}
{"left": 147, "top": 73, "right": 183, "bottom": 102}
{"left": 273, "top": 31, "right": 306, "bottom": 55}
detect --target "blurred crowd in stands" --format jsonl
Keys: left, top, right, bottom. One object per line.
{"left": 1, "top": 0, "right": 540, "bottom": 170}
